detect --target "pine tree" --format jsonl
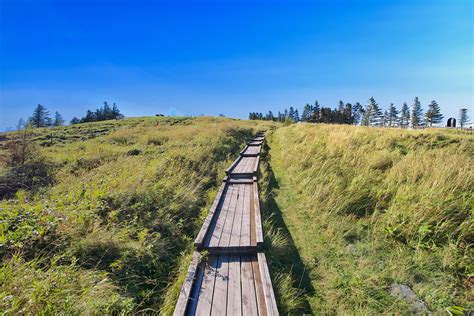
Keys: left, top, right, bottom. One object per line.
{"left": 344, "top": 103, "right": 353, "bottom": 124}
{"left": 309, "top": 101, "right": 321, "bottom": 123}
{"left": 29, "top": 104, "right": 51, "bottom": 128}
{"left": 294, "top": 109, "right": 300, "bottom": 122}
{"left": 53, "top": 111, "right": 65, "bottom": 126}
{"left": 400, "top": 102, "right": 410, "bottom": 128}
{"left": 387, "top": 103, "right": 399, "bottom": 127}
{"left": 363, "top": 97, "right": 383, "bottom": 126}
{"left": 70, "top": 117, "right": 80, "bottom": 124}
{"left": 370, "top": 99, "right": 383, "bottom": 126}
{"left": 352, "top": 102, "right": 364, "bottom": 125}
{"left": 288, "top": 107, "right": 295, "bottom": 121}
{"left": 425, "top": 100, "right": 443, "bottom": 126}
{"left": 301, "top": 103, "right": 313, "bottom": 122}
{"left": 459, "top": 108, "right": 469, "bottom": 129}
{"left": 411, "top": 97, "right": 423, "bottom": 128}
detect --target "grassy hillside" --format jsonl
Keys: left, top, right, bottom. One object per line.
{"left": 0, "top": 116, "right": 273, "bottom": 314}
{"left": 266, "top": 124, "right": 473, "bottom": 314}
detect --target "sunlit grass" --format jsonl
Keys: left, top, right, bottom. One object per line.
{"left": 0, "top": 116, "right": 274, "bottom": 313}
{"left": 267, "top": 124, "right": 473, "bottom": 314}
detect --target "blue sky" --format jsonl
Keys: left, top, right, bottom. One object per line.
{"left": 0, "top": 0, "right": 472, "bottom": 130}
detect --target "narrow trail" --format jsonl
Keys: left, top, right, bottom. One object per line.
{"left": 174, "top": 132, "right": 279, "bottom": 315}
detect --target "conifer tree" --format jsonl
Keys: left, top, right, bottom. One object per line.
{"left": 310, "top": 101, "right": 321, "bottom": 122}
{"left": 301, "top": 103, "right": 313, "bottom": 121}
{"left": 387, "top": 103, "right": 399, "bottom": 127}
{"left": 425, "top": 100, "right": 443, "bottom": 126}
{"left": 363, "top": 97, "right": 383, "bottom": 126}
{"left": 411, "top": 97, "right": 423, "bottom": 128}
{"left": 294, "top": 109, "right": 300, "bottom": 122}
{"left": 29, "top": 104, "right": 51, "bottom": 128}
{"left": 70, "top": 117, "right": 80, "bottom": 124}
{"left": 352, "top": 102, "right": 364, "bottom": 125}
{"left": 53, "top": 111, "right": 65, "bottom": 126}
{"left": 400, "top": 102, "right": 410, "bottom": 128}
{"left": 344, "top": 103, "right": 353, "bottom": 124}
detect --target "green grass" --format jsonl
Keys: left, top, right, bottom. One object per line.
{"left": 266, "top": 124, "right": 473, "bottom": 314}
{"left": 0, "top": 116, "right": 274, "bottom": 314}
{"left": 1, "top": 118, "right": 471, "bottom": 314}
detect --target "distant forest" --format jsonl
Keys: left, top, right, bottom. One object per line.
{"left": 250, "top": 97, "right": 470, "bottom": 128}
{"left": 18, "top": 102, "right": 123, "bottom": 129}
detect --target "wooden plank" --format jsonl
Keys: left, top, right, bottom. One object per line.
{"left": 195, "top": 255, "right": 218, "bottom": 315}
{"left": 241, "top": 255, "right": 259, "bottom": 316}
{"left": 219, "top": 184, "right": 241, "bottom": 248}
{"left": 229, "top": 184, "right": 245, "bottom": 248}
{"left": 253, "top": 180, "right": 264, "bottom": 248}
{"left": 208, "top": 184, "right": 236, "bottom": 248}
{"left": 253, "top": 156, "right": 260, "bottom": 174}
{"left": 250, "top": 182, "right": 256, "bottom": 247}
{"left": 173, "top": 251, "right": 201, "bottom": 316}
{"left": 225, "top": 156, "right": 242, "bottom": 175}
{"left": 227, "top": 178, "right": 254, "bottom": 184}
{"left": 240, "top": 184, "right": 252, "bottom": 247}
{"left": 226, "top": 256, "right": 242, "bottom": 315}
{"left": 211, "top": 255, "right": 230, "bottom": 314}
{"left": 185, "top": 256, "right": 206, "bottom": 315}
{"left": 258, "top": 253, "right": 279, "bottom": 315}
{"left": 252, "top": 255, "right": 268, "bottom": 316}
{"left": 194, "top": 181, "right": 227, "bottom": 249}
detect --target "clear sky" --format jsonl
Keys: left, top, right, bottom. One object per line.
{"left": 0, "top": 0, "right": 472, "bottom": 130}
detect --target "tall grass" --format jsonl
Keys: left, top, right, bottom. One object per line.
{"left": 267, "top": 124, "right": 473, "bottom": 314}
{"left": 0, "top": 116, "right": 274, "bottom": 313}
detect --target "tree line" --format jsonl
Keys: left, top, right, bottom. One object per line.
{"left": 250, "top": 97, "right": 470, "bottom": 128}
{"left": 18, "top": 102, "right": 123, "bottom": 129}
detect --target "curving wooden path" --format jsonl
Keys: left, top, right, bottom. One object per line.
{"left": 174, "top": 132, "right": 279, "bottom": 315}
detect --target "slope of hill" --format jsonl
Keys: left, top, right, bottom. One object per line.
{"left": 0, "top": 117, "right": 274, "bottom": 314}
{"left": 266, "top": 124, "right": 473, "bottom": 314}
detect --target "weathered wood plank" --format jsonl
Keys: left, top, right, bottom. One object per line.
{"left": 250, "top": 182, "right": 256, "bottom": 248}
{"left": 229, "top": 184, "right": 245, "bottom": 248}
{"left": 194, "top": 181, "right": 227, "bottom": 249}
{"left": 208, "top": 185, "right": 236, "bottom": 248}
{"left": 253, "top": 179, "right": 264, "bottom": 248}
{"left": 240, "top": 184, "right": 251, "bottom": 247}
{"left": 227, "top": 256, "right": 242, "bottom": 315}
{"left": 185, "top": 256, "right": 206, "bottom": 315}
{"left": 219, "top": 185, "right": 241, "bottom": 248}
{"left": 195, "top": 255, "right": 218, "bottom": 315}
{"left": 258, "top": 253, "right": 279, "bottom": 315}
{"left": 241, "top": 255, "right": 259, "bottom": 316}
{"left": 252, "top": 255, "right": 268, "bottom": 316}
{"left": 173, "top": 251, "right": 201, "bottom": 316}
{"left": 211, "top": 255, "right": 230, "bottom": 314}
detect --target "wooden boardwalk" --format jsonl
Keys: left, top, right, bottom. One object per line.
{"left": 174, "top": 132, "right": 278, "bottom": 315}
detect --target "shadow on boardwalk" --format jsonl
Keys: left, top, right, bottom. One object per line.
{"left": 259, "top": 141, "right": 315, "bottom": 314}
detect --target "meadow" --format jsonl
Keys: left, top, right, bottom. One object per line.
{"left": 266, "top": 124, "right": 473, "bottom": 314}
{"left": 0, "top": 117, "right": 472, "bottom": 314}
{"left": 0, "top": 116, "right": 273, "bottom": 314}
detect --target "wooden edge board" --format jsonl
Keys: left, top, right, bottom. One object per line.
{"left": 226, "top": 179, "right": 254, "bottom": 184}
{"left": 239, "top": 145, "right": 250, "bottom": 156}
{"left": 173, "top": 251, "right": 201, "bottom": 316}
{"left": 247, "top": 141, "right": 263, "bottom": 146}
{"left": 257, "top": 253, "right": 279, "bottom": 315}
{"left": 194, "top": 181, "right": 227, "bottom": 248}
{"left": 205, "top": 245, "right": 259, "bottom": 255}
{"left": 253, "top": 155, "right": 260, "bottom": 175}
{"left": 225, "top": 155, "right": 242, "bottom": 175}
{"left": 253, "top": 180, "right": 264, "bottom": 247}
